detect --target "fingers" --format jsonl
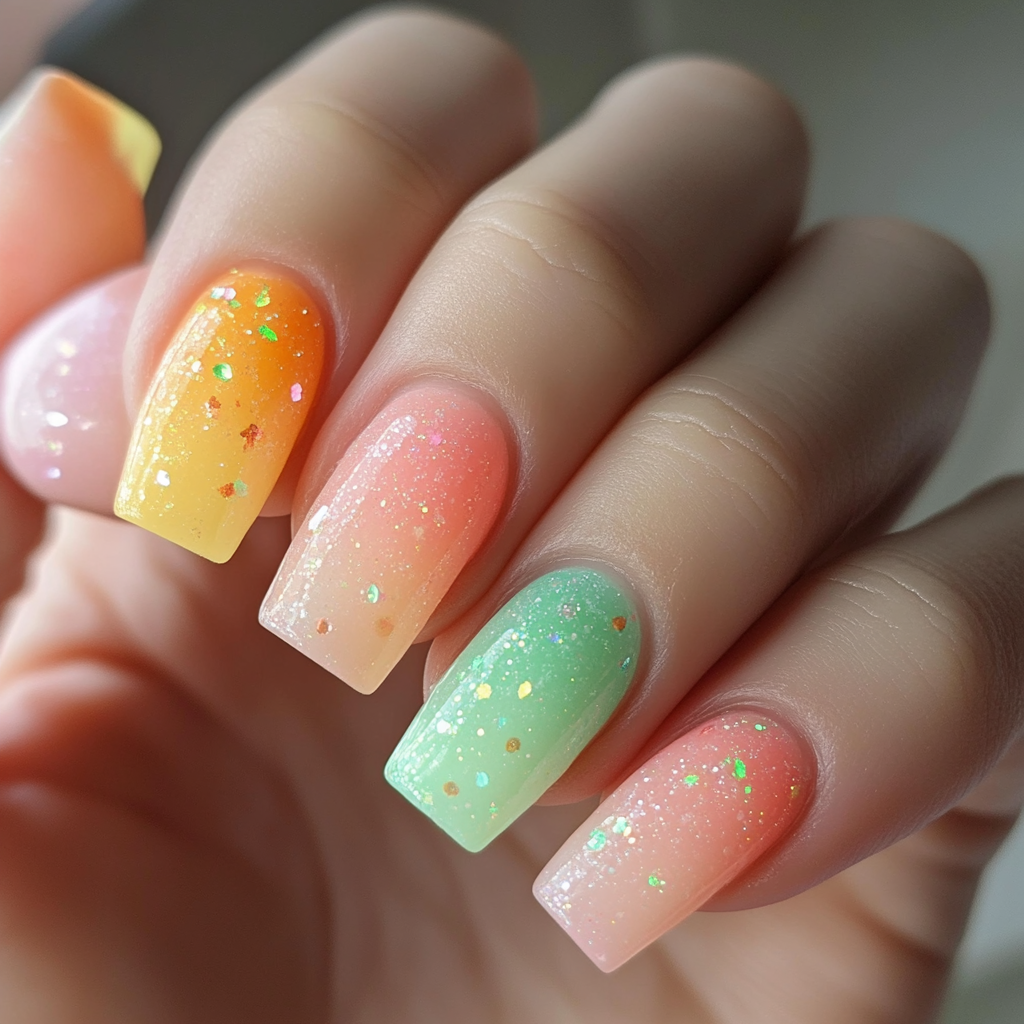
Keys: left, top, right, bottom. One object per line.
{"left": 112, "top": 9, "right": 535, "bottom": 561}
{"left": 384, "top": 218, "right": 988, "bottom": 851}
{"left": 535, "top": 476, "right": 1024, "bottom": 970}
{"left": 0, "top": 69, "right": 158, "bottom": 603}
{"left": 261, "top": 58, "right": 808, "bottom": 693}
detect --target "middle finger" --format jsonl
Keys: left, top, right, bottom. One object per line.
{"left": 261, "top": 58, "right": 808, "bottom": 692}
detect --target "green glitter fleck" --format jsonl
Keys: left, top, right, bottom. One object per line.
{"left": 213, "top": 363, "right": 232, "bottom": 381}
{"left": 684, "top": 774, "right": 699, "bottom": 786}
{"left": 587, "top": 829, "right": 607, "bottom": 851}
{"left": 475, "top": 771, "right": 489, "bottom": 788}
{"left": 744, "top": 785, "right": 752, "bottom": 794}
{"left": 733, "top": 759, "right": 747, "bottom": 780}
{"left": 754, "top": 723, "right": 766, "bottom": 731}
{"left": 612, "top": 817, "right": 629, "bottom": 834}
{"left": 233, "top": 479, "right": 248, "bottom": 497}
{"left": 258, "top": 324, "right": 278, "bottom": 342}
{"left": 255, "top": 285, "right": 270, "bottom": 307}
{"left": 229, "top": 299, "right": 241, "bottom": 309}
{"left": 648, "top": 875, "right": 664, "bottom": 888}
{"left": 366, "top": 584, "right": 380, "bottom": 603}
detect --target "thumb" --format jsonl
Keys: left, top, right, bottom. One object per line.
{"left": 0, "top": 67, "right": 159, "bottom": 604}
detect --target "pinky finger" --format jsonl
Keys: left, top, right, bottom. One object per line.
{"left": 535, "top": 477, "right": 1024, "bottom": 971}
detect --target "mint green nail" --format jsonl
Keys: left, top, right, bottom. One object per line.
{"left": 384, "top": 568, "right": 640, "bottom": 851}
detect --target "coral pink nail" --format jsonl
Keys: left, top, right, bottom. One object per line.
{"left": 260, "top": 384, "right": 509, "bottom": 693}
{"left": 533, "top": 713, "right": 812, "bottom": 971}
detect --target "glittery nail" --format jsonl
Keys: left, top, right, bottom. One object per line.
{"left": 533, "top": 713, "right": 812, "bottom": 971}
{"left": 260, "top": 384, "right": 509, "bottom": 693}
{"left": 115, "top": 269, "right": 325, "bottom": 562}
{"left": 384, "top": 568, "right": 641, "bottom": 851}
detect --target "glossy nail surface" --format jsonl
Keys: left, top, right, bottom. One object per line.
{"left": 115, "top": 269, "right": 325, "bottom": 562}
{"left": 2, "top": 268, "right": 142, "bottom": 512}
{"left": 385, "top": 568, "right": 640, "bottom": 851}
{"left": 533, "top": 713, "right": 812, "bottom": 971}
{"left": 260, "top": 384, "right": 508, "bottom": 693}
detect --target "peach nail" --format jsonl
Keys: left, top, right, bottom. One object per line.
{"left": 260, "top": 384, "right": 509, "bottom": 693}
{"left": 533, "top": 713, "right": 812, "bottom": 971}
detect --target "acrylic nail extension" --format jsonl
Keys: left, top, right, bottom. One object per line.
{"left": 115, "top": 269, "right": 325, "bottom": 562}
{"left": 260, "top": 384, "right": 509, "bottom": 693}
{"left": 385, "top": 568, "right": 641, "bottom": 851}
{"left": 533, "top": 714, "right": 812, "bottom": 971}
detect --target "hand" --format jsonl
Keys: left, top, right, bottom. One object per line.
{"left": 0, "top": 9, "right": 1020, "bottom": 1022}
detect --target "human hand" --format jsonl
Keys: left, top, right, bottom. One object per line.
{"left": 0, "top": 9, "right": 1020, "bottom": 1022}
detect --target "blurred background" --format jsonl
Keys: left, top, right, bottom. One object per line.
{"left": 3, "top": 0, "right": 1024, "bottom": 1018}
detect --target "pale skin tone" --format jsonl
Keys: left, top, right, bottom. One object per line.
{"left": 0, "top": 7, "right": 1022, "bottom": 1022}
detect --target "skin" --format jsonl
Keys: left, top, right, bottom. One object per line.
{"left": 0, "top": 7, "right": 1022, "bottom": 1022}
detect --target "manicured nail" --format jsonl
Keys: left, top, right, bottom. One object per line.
{"left": 115, "top": 269, "right": 325, "bottom": 562}
{"left": 260, "top": 384, "right": 509, "bottom": 693}
{"left": 1, "top": 68, "right": 160, "bottom": 195}
{"left": 384, "top": 568, "right": 640, "bottom": 851}
{"left": 1, "top": 267, "right": 142, "bottom": 512}
{"left": 533, "top": 713, "right": 812, "bottom": 971}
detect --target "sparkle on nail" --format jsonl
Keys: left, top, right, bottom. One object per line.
{"left": 366, "top": 584, "right": 381, "bottom": 603}
{"left": 290, "top": 383, "right": 303, "bottom": 402}
{"left": 190, "top": 360, "right": 203, "bottom": 372}
{"left": 754, "top": 723, "right": 766, "bottom": 730}
{"left": 46, "top": 466, "right": 61, "bottom": 479}
{"left": 213, "top": 363, "right": 232, "bottom": 381}
{"left": 443, "top": 781, "right": 459, "bottom": 797}
{"left": 505, "top": 737, "right": 521, "bottom": 752}
{"left": 612, "top": 616, "right": 627, "bottom": 631}
{"left": 308, "top": 505, "right": 329, "bottom": 531}
{"left": 44, "top": 411, "right": 69, "bottom": 427}
{"left": 475, "top": 771, "right": 490, "bottom": 788}
{"left": 258, "top": 324, "right": 278, "bottom": 342}
{"left": 612, "top": 816, "right": 630, "bottom": 834}
{"left": 587, "top": 829, "right": 607, "bottom": 851}
{"left": 648, "top": 875, "right": 665, "bottom": 888}
{"left": 684, "top": 774, "right": 700, "bottom": 786}
{"left": 518, "top": 681, "right": 533, "bottom": 699}
{"left": 155, "top": 470, "right": 171, "bottom": 487}
{"left": 254, "top": 285, "right": 270, "bottom": 307}
{"left": 733, "top": 759, "right": 747, "bottom": 780}
{"left": 475, "top": 683, "right": 492, "bottom": 700}
{"left": 315, "top": 618, "right": 331, "bottom": 634}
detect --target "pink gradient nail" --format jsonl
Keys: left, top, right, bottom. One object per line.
{"left": 533, "top": 713, "right": 812, "bottom": 972}
{"left": 1, "top": 266, "right": 144, "bottom": 513}
{"left": 260, "top": 384, "right": 509, "bottom": 693}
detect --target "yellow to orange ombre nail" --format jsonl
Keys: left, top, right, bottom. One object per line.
{"left": 115, "top": 269, "right": 325, "bottom": 562}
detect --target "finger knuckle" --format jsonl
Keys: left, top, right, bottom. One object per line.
{"left": 453, "top": 191, "right": 656, "bottom": 340}
{"left": 629, "top": 377, "right": 810, "bottom": 537}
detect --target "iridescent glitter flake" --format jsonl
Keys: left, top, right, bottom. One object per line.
{"left": 258, "top": 324, "right": 278, "bottom": 342}
{"left": 213, "top": 363, "right": 232, "bottom": 381}
{"left": 533, "top": 714, "right": 812, "bottom": 972}
{"left": 384, "top": 568, "right": 641, "bottom": 852}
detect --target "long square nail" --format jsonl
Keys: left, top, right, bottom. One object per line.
{"left": 115, "top": 269, "right": 325, "bottom": 562}
{"left": 533, "top": 713, "right": 812, "bottom": 971}
{"left": 260, "top": 384, "right": 508, "bottom": 693}
{"left": 384, "top": 568, "right": 640, "bottom": 851}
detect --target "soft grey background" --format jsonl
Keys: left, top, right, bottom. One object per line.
{"left": 8, "top": 0, "right": 1024, "bottom": 1018}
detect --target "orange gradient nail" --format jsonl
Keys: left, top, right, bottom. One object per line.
{"left": 0, "top": 67, "right": 160, "bottom": 340}
{"left": 260, "top": 384, "right": 509, "bottom": 693}
{"left": 115, "top": 269, "right": 325, "bottom": 562}
{"left": 534, "top": 713, "right": 812, "bottom": 971}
